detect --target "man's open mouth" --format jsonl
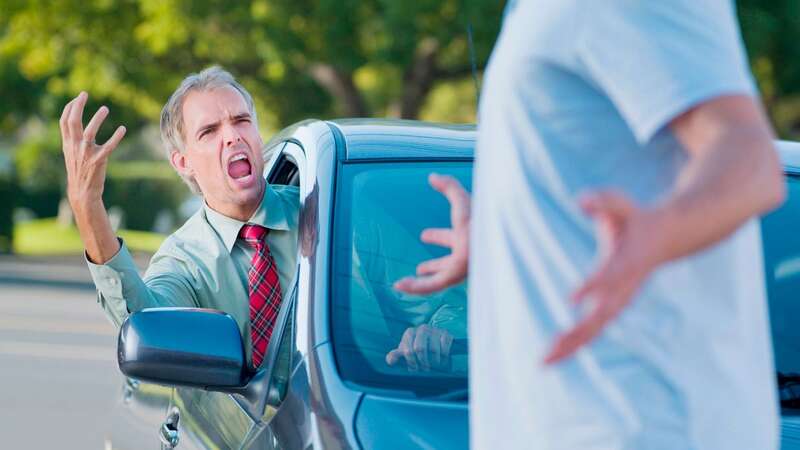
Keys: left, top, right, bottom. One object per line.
{"left": 227, "top": 153, "right": 252, "bottom": 179}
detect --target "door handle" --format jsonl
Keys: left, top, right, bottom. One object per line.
{"left": 159, "top": 408, "right": 180, "bottom": 449}
{"left": 123, "top": 378, "right": 139, "bottom": 404}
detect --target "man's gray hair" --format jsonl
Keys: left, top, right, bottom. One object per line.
{"left": 160, "top": 66, "right": 258, "bottom": 194}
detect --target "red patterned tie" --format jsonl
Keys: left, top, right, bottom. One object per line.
{"left": 239, "top": 224, "right": 283, "bottom": 369}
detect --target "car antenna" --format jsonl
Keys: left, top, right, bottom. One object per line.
{"left": 467, "top": 23, "right": 481, "bottom": 112}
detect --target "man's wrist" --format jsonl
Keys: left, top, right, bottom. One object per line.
{"left": 68, "top": 193, "right": 105, "bottom": 218}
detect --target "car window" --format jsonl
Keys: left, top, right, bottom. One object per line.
{"left": 762, "top": 175, "right": 800, "bottom": 374}
{"left": 332, "top": 161, "right": 471, "bottom": 398}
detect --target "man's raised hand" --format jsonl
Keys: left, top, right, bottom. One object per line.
{"left": 393, "top": 173, "right": 471, "bottom": 295}
{"left": 60, "top": 92, "right": 126, "bottom": 208}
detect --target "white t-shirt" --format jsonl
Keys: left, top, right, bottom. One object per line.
{"left": 469, "top": 1, "right": 778, "bottom": 449}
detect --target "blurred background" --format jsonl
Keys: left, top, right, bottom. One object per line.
{"left": 0, "top": 0, "right": 798, "bottom": 447}
{"left": 0, "top": 1, "right": 797, "bottom": 252}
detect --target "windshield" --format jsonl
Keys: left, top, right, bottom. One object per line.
{"left": 763, "top": 175, "right": 800, "bottom": 378}
{"left": 332, "top": 161, "right": 471, "bottom": 398}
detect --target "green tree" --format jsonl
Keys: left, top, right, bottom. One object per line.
{"left": 0, "top": 0, "right": 503, "bottom": 133}
{"left": 737, "top": 0, "right": 800, "bottom": 138}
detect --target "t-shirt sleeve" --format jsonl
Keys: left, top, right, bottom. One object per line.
{"left": 576, "top": 1, "right": 756, "bottom": 144}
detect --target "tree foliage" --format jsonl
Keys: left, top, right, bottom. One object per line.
{"left": 0, "top": 0, "right": 502, "bottom": 137}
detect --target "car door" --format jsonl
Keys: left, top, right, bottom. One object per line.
{"left": 166, "top": 143, "right": 304, "bottom": 450}
{"left": 105, "top": 376, "right": 174, "bottom": 450}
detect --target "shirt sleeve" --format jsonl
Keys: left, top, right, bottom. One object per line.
{"left": 86, "top": 239, "right": 198, "bottom": 328}
{"left": 577, "top": 1, "right": 756, "bottom": 144}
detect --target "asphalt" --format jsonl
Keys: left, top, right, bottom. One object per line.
{"left": 0, "top": 253, "right": 149, "bottom": 449}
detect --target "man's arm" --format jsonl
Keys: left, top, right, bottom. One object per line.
{"left": 544, "top": 95, "right": 785, "bottom": 363}
{"left": 60, "top": 91, "right": 126, "bottom": 264}
{"left": 61, "top": 93, "right": 199, "bottom": 328}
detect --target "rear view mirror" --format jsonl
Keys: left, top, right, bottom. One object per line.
{"left": 118, "top": 308, "right": 247, "bottom": 389}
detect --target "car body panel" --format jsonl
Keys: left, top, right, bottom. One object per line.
{"left": 331, "top": 119, "right": 475, "bottom": 161}
{"left": 778, "top": 140, "right": 800, "bottom": 175}
{"left": 783, "top": 412, "right": 800, "bottom": 450}
{"left": 105, "top": 379, "right": 173, "bottom": 450}
{"left": 354, "top": 395, "right": 469, "bottom": 450}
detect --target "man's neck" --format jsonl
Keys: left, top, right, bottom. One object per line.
{"left": 204, "top": 184, "right": 266, "bottom": 222}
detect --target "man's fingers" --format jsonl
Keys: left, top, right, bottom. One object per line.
{"left": 416, "top": 255, "right": 450, "bottom": 276}
{"left": 414, "top": 326, "right": 431, "bottom": 371}
{"left": 60, "top": 98, "right": 76, "bottom": 141}
{"left": 421, "top": 228, "right": 454, "bottom": 248}
{"left": 67, "top": 91, "right": 88, "bottom": 141}
{"left": 543, "top": 297, "right": 617, "bottom": 365}
{"left": 570, "top": 265, "right": 609, "bottom": 305}
{"left": 98, "top": 126, "right": 127, "bottom": 159}
{"left": 400, "top": 328, "right": 418, "bottom": 371}
{"left": 83, "top": 106, "right": 109, "bottom": 144}
{"left": 394, "top": 273, "right": 450, "bottom": 295}
{"left": 386, "top": 327, "right": 420, "bottom": 369}
{"left": 429, "top": 173, "right": 470, "bottom": 225}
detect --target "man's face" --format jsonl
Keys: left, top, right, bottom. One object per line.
{"left": 173, "top": 86, "right": 265, "bottom": 220}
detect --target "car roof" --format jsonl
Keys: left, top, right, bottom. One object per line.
{"left": 285, "top": 119, "right": 800, "bottom": 172}
{"left": 328, "top": 119, "right": 476, "bottom": 161}
{"left": 778, "top": 140, "right": 800, "bottom": 175}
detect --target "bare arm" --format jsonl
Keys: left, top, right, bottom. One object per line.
{"left": 652, "top": 95, "right": 784, "bottom": 263}
{"left": 545, "top": 95, "right": 785, "bottom": 364}
{"left": 60, "top": 92, "right": 126, "bottom": 263}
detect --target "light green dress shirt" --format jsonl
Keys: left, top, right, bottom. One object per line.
{"left": 88, "top": 183, "right": 300, "bottom": 363}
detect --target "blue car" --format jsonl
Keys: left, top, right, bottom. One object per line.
{"left": 768, "top": 141, "right": 800, "bottom": 449}
{"left": 106, "top": 120, "right": 800, "bottom": 449}
{"left": 107, "top": 119, "right": 472, "bottom": 449}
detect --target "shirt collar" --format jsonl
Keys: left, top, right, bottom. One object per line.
{"left": 204, "top": 183, "right": 292, "bottom": 253}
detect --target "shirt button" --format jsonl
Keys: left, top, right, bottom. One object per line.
{"left": 109, "top": 278, "right": 118, "bottom": 286}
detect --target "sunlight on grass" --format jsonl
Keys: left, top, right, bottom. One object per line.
{"left": 13, "top": 218, "right": 165, "bottom": 255}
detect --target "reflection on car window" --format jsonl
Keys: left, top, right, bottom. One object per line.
{"left": 763, "top": 175, "right": 800, "bottom": 374}
{"left": 263, "top": 296, "right": 296, "bottom": 418}
{"left": 333, "top": 161, "right": 471, "bottom": 397}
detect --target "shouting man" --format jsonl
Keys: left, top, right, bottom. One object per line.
{"left": 61, "top": 67, "right": 299, "bottom": 369}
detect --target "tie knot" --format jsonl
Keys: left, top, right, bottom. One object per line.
{"left": 239, "top": 224, "right": 268, "bottom": 247}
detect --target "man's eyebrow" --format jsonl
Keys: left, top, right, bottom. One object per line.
{"left": 232, "top": 112, "right": 251, "bottom": 120}
{"left": 196, "top": 120, "right": 220, "bottom": 138}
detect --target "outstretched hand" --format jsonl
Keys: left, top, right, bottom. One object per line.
{"left": 544, "top": 191, "right": 664, "bottom": 365}
{"left": 393, "top": 173, "right": 471, "bottom": 295}
{"left": 60, "top": 91, "right": 127, "bottom": 209}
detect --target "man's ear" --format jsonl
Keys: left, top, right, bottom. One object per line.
{"left": 169, "top": 149, "right": 192, "bottom": 177}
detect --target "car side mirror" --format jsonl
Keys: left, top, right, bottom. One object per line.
{"left": 118, "top": 308, "right": 248, "bottom": 389}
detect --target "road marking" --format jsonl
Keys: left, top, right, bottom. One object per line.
{"left": 0, "top": 340, "right": 116, "bottom": 362}
{"left": 0, "top": 316, "right": 116, "bottom": 336}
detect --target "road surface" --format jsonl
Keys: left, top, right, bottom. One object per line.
{"left": 0, "top": 255, "right": 145, "bottom": 449}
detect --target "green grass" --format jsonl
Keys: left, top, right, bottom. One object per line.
{"left": 13, "top": 218, "right": 165, "bottom": 255}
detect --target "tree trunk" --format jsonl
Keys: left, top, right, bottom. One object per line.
{"left": 398, "top": 38, "right": 440, "bottom": 120}
{"left": 308, "top": 63, "right": 370, "bottom": 117}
